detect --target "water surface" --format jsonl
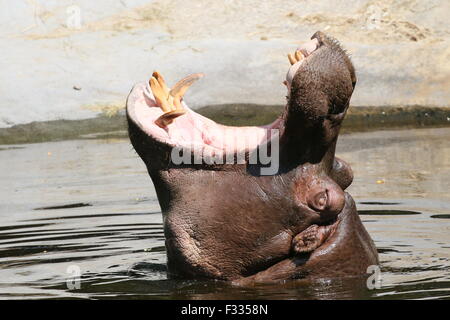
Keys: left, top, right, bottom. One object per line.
{"left": 0, "top": 127, "right": 449, "bottom": 299}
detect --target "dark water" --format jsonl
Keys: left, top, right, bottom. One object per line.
{"left": 0, "top": 127, "right": 449, "bottom": 299}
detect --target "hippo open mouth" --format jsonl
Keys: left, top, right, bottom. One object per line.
{"left": 127, "top": 37, "right": 321, "bottom": 156}
{"left": 126, "top": 31, "right": 378, "bottom": 282}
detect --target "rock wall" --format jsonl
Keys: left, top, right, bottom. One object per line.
{"left": 0, "top": 0, "right": 448, "bottom": 127}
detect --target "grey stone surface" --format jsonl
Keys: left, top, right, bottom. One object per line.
{"left": 0, "top": 0, "right": 449, "bottom": 127}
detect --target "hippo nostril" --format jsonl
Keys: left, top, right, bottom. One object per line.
{"left": 308, "top": 190, "right": 328, "bottom": 212}
{"left": 307, "top": 184, "right": 345, "bottom": 221}
{"left": 317, "top": 191, "right": 327, "bottom": 208}
{"left": 323, "top": 187, "right": 345, "bottom": 220}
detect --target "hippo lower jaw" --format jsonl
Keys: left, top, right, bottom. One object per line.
{"left": 126, "top": 81, "right": 279, "bottom": 158}
{"left": 126, "top": 31, "right": 378, "bottom": 282}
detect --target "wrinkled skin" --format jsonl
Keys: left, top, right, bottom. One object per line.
{"left": 126, "top": 31, "right": 378, "bottom": 283}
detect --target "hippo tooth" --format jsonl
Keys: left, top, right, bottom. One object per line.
{"left": 149, "top": 76, "right": 171, "bottom": 112}
{"left": 169, "top": 73, "right": 204, "bottom": 99}
{"left": 287, "top": 53, "right": 297, "bottom": 65}
{"left": 154, "top": 110, "right": 186, "bottom": 128}
{"left": 295, "top": 50, "right": 304, "bottom": 62}
{"left": 152, "top": 71, "right": 170, "bottom": 98}
{"left": 151, "top": 72, "right": 204, "bottom": 127}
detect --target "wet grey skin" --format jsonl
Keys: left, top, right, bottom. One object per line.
{"left": 126, "top": 31, "right": 379, "bottom": 283}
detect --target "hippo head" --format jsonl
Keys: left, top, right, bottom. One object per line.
{"left": 126, "top": 31, "right": 378, "bottom": 283}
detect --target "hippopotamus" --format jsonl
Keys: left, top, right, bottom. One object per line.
{"left": 126, "top": 31, "right": 378, "bottom": 284}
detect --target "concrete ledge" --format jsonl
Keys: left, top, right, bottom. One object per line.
{"left": 0, "top": 105, "right": 448, "bottom": 145}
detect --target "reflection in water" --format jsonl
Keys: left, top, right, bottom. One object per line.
{"left": 34, "top": 203, "right": 92, "bottom": 210}
{"left": 339, "top": 128, "right": 450, "bottom": 201}
{"left": 359, "top": 202, "right": 401, "bottom": 205}
{"left": 0, "top": 127, "right": 449, "bottom": 299}
{"left": 430, "top": 215, "right": 450, "bottom": 219}
{"left": 358, "top": 210, "right": 421, "bottom": 215}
